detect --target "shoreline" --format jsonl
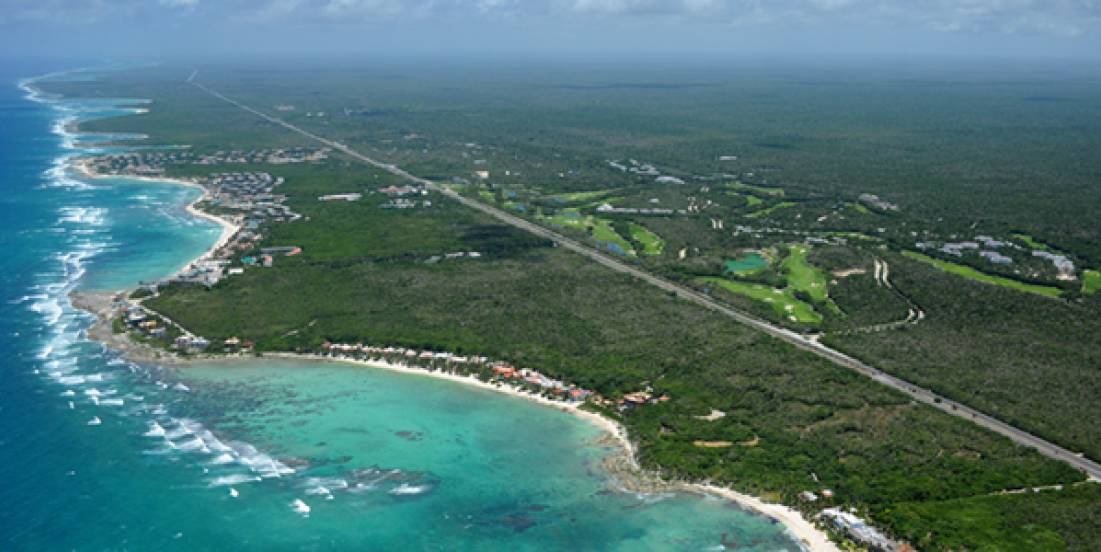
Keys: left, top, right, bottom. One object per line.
{"left": 72, "top": 158, "right": 241, "bottom": 278}
{"left": 281, "top": 353, "right": 838, "bottom": 552}
{"left": 69, "top": 289, "right": 837, "bottom": 552}
{"left": 55, "top": 89, "right": 838, "bottom": 552}
{"left": 284, "top": 352, "right": 838, "bottom": 551}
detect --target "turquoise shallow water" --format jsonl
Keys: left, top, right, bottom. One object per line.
{"left": 0, "top": 66, "right": 804, "bottom": 550}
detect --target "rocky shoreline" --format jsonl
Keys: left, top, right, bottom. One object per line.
{"left": 71, "top": 288, "right": 839, "bottom": 552}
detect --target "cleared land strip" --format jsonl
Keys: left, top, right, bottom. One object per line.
{"left": 189, "top": 78, "right": 1101, "bottom": 481}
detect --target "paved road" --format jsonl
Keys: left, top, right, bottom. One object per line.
{"left": 191, "top": 78, "right": 1101, "bottom": 481}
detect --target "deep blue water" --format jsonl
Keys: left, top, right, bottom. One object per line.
{"left": 0, "top": 64, "right": 803, "bottom": 551}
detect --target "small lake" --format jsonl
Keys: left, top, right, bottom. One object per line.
{"left": 725, "top": 252, "right": 769, "bottom": 274}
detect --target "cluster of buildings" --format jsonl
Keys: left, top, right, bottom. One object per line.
{"left": 1033, "top": 250, "right": 1076, "bottom": 279}
{"left": 569, "top": 383, "right": 671, "bottom": 411}
{"left": 84, "top": 147, "right": 330, "bottom": 176}
{"left": 918, "top": 238, "right": 1016, "bottom": 265}
{"left": 381, "top": 198, "right": 431, "bottom": 209}
{"left": 322, "top": 342, "right": 486, "bottom": 366}
{"left": 605, "top": 159, "right": 690, "bottom": 185}
{"left": 655, "top": 175, "right": 685, "bottom": 185}
{"left": 595, "top": 203, "right": 679, "bottom": 216}
{"left": 490, "top": 365, "right": 593, "bottom": 401}
{"left": 376, "top": 184, "right": 431, "bottom": 209}
{"left": 123, "top": 305, "right": 168, "bottom": 339}
{"left": 167, "top": 332, "right": 251, "bottom": 355}
{"left": 979, "top": 250, "right": 1014, "bottom": 265}
{"left": 206, "top": 172, "right": 301, "bottom": 222}
{"left": 172, "top": 259, "right": 231, "bottom": 286}
{"left": 174, "top": 335, "right": 211, "bottom": 353}
{"left": 318, "top": 341, "right": 595, "bottom": 402}
{"left": 607, "top": 159, "right": 660, "bottom": 176}
{"left": 730, "top": 224, "right": 858, "bottom": 246}
{"left": 84, "top": 151, "right": 182, "bottom": 176}
{"left": 194, "top": 147, "right": 330, "bottom": 165}
{"left": 818, "top": 508, "right": 898, "bottom": 552}
{"left": 858, "top": 193, "right": 899, "bottom": 212}
{"left": 121, "top": 302, "right": 238, "bottom": 356}
{"left": 379, "top": 185, "right": 426, "bottom": 197}
{"left": 916, "top": 235, "right": 1077, "bottom": 278}
{"left": 318, "top": 193, "right": 361, "bottom": 202}
{"left": 314, "top": 342, "right": 673, "bottom": 408}
{"left": 425, "top": 251, "right": 482, "bottom": 264}
{"left": 797, "top": 488, "right": 835, "bottom": 502}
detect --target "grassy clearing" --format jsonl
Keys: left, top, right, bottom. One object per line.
{"left": 628, "top": 223, "right": 664, "bottom": 255}
{"left": 728, "top": 181, "right": 784, "bottom": 196}
{"left": 1012, "top": 233, "right": 1052, "bottom": 251}
{"left": 1083, "top": 270, "right": 1101, "bottom": 295}
{"left": 551, "top": 189, "right": 617, "bottom": 203}
{"left": 698, "top": 277, "right": 822, "bottom": 324}
{"left": 782, "top": 245, "right": 842, "bottom": 314}
{"left": 747, "top": 201, "right": 797, "bottom": 219}
{"left": 824, "top": 231, "right": 882, "bottom": 242}
{"left": 725, "top": 192, "right": 764, "bottom": 208}
{"left": 590, "top": 218, "right": 635, "bottom": 255}
{"left": 543, "top": 211, "right": 634, "bottom": 256}
{"left": 582, "top": 196, "right": 625, "bottom": 209}
{"left": 903, "top": 251, "right": 1063, "bottom": 298}
{"left": 846, "top": 202, "right": 872, "bottom": 215}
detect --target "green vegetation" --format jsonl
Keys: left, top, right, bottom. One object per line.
{"left": 589, "top": 217, "right": 634, "bottom": 255}
{"left": 728, "top": 182, "right": 784, "bottom": 196}
{"left": 725, "top": 192, "right": 764, "bottom": 208}
{"left": 551, "top": 189, "right": 617, "bottom": 203}
{"left": 782, "top": 245, "right": 832, "bottom": 304}
{"left": 902, "top": 251, "right": 1064, "bottom": 298}
{"left": 628, "top": 222, "right": 664, "bottom": 255}
{"left": 47, "top": 63, "right": 1101, "bottom": 551}
{"left": 878, "top": 484, "right": 1101, "bottom": 551}
{"left": 746, "top": 201, "right": 796, "bottom": 219}
{"left": 1013, "top": 233, "right": 1053, "bottom": 251}
{"left": 703, "top": 245, "right": 839, "bottom": 323}
{"left": 543, "top": 208, "right": 584, "bottom": 228}
{"left": 846, "top": 202, "right": 871, "bottom": 215}
{"left": 1082, "top": 270, "right": 1101, "bottom": 295}
{"left": 828, "top": 252, "right": 1101, "bottom": 462}
{"left": 698, "top": 277, "right": 822, "bottom": 324}
{"left": 808, "top": 246, "right": 912, "bottom": 331}
{"left": 541, "top": 211, "right": 636, "bottom": 256}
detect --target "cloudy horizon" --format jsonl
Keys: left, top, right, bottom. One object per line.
{"left": 3, "top": 0, "right": 1101, "bottom": 61}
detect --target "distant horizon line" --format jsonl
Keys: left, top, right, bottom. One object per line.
{"left": 5, "top": 50, "right": 1101, "bottom": 69}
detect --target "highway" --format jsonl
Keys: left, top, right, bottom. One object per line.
{"left": 191, "top": 78, "right": 1101, "bottom": 481}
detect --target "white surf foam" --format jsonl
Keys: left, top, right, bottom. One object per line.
{"left": 209, "top": 453, "right": 236, "bottom": 465}
{"left": 388, "top": 483, "right": 431, "bottom": 496}
{"left": 210, "top": 474, "right": 261, "bottom": 487}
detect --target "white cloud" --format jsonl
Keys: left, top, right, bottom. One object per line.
{"left": 2, "top": 0, "right": 1099, "bottom": 40}
{"left": 159, "top": 0, "right": 199, "bottom": 9}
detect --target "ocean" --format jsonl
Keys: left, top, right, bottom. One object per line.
{"left": 0, "top": 64, "right": 804, "bottom": 551}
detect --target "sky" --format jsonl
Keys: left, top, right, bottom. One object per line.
{"left": 2, "top": 0, "right": 1100, "bottom": 61}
